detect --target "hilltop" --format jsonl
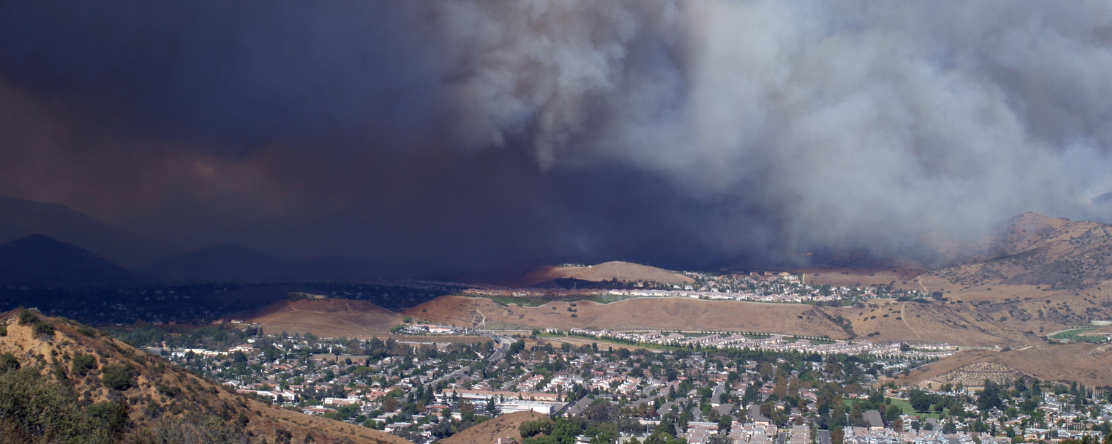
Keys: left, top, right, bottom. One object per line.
{"left": 494, "top": 261, "right": 694, "bottom": 288}
{"left": 437, "top": 411, "right": 549, "bottom": 444}
{"left": 0, "top": 309, "right": 412, "bottom": 444}
{"left": 238, "top": 298, "right": 405, "bottom": 338}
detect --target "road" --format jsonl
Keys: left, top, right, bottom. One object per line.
{"left": 559, "top": 395, "right": 594, "bottom": 417}
{"left": 429, "top": 366, "right": 471, "bottom": 388}
{"left": 901, "top": 301, "right": 923, "bottom": 340}
{"left": 487, "top": 335, "right": 516, "bottom": 362}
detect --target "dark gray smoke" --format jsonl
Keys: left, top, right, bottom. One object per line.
{"left": 0, "top": 1, "right": 1110, "bottom": 274}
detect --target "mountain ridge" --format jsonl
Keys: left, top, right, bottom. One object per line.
{"left": 0, "top": 195, "right": 158, "bottom": 267}
{"left": 0, "top": 234, "right": 143, "bottom": 284}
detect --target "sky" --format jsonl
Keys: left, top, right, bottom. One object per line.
{"left": 1, "top": 1, "right": 1111, "bottom": 275}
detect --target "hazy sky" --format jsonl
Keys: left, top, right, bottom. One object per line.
{"left": 1, "top": 1, "right": 1111, "bottom": 274}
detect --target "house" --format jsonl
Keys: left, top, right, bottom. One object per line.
{"left": 863, "top": 410, "right": 885, "bottom": 431}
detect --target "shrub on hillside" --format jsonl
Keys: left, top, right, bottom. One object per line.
{"left": 0, "top": 325, "right": 6, "bottom": 336}
{"left": 1, "top": 353, "right": 19, "bottom": 372}
{"left": 101, "top": 365, "right": 134, "bottom": 391}
{"left": 86, "top": 401, "right": 130, "bottom": 436}
{"left": 76, "top": 325, "right": 97, "bottom": 337}
{"left": 0, "top": 367, "right": 118, "bottom": 443}
{"left": 17, "top": 309, "right": 38, "bottom": 325}
{"left": 135, "top": 415, "right": 252, "bottom": 444}
{"left": 33, "top": 322, "right": 54, "bottom": 336}
{"left": 71, "top": 354, "right": 98, "bottom": 377}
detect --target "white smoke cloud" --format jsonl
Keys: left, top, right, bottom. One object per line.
{"left": 436, "top": 0, "right": 1112, "bottom": 254}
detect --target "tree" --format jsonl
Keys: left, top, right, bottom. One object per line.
{"left": 909, "top": 390, "right": 932, "bottom": 412}
{"left": 884, "top": 405, "right": 903, "bottom": 424}
{"left": 977, "top": 381, "right": 1004, "bottom": 412}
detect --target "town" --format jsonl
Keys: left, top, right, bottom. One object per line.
{"left": 133, "top": 327, "right": 1112, "bottom": 444}
{"left": 460, "top": 272, "right": 930, "bottom": 306}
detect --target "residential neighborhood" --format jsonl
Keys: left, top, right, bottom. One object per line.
{"left": 144, "top": 328, "right": 1112, "bottom": 444}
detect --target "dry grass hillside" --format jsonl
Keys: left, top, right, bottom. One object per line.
{"left": 906, "top": 343, "right": 1112, "bottom": 388}
{"left": 406, "top": 296, "right": 850, "bottom": 338}
{"left": 499, "top": 261, "right": 693, "bottom": 288}
{"left": 240, "top": 298, "right": 406, "bottom": 338}
{"left": 936, "top": 213, "right": 1112, "bottom": 290}
{"left": 438, "top": 411, "right": 549, "bottom": 444}
{"left": 811, "top": 266, "right": 1112, "bottom": 346}
{"left": 0, "top": 309, "right": 412, "bottom": 444}
{"left": 832, "top": 301, "right": 1028, "bottom": 346}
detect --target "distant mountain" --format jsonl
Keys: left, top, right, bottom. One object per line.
{"left": 141, "top": 244, "right": 385, "bottom": 283}
{"left": 0, "top": 234, "right": 141, "bottom": 284}
{"left": 140, "top": 244, "right": 296, "bottom": 283}
{"left": 0, "top": 195, "right": 157, "bottom": 267}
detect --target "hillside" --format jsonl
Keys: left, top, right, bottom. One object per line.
{"left": 504, "top": 261, "right": 694, "bottom": 288}
{"left": 0, "top": 234, "right": 142, "bottom": 284}
{"left": 438, "top": 411, "right": 549, "bottom": 444}
{"left": 406, "top": 295, "right": 849, "bottom": 338}
{"left": 239, "top": 298, "right": 406, "bottom": 338}
{"left": 936, "top": 213, "right": 1112, "bottom": 289}
{"left": 0, "top": 309, "right": 412, "bottom": 444}
{"left": 906, "top": 343, "right": 1112, "bottom": 388}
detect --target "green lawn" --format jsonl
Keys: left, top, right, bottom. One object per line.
{"left": 1048, "top": 326, "right": 1107, "bottom": 343}
{"left": 845, "top": 398, "right": 946, "bottom": 419}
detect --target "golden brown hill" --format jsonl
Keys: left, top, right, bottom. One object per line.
{"left": 833, "top": 299, "right": 1038, "bottom": 346}
{"left": 906, "top": 343, "right": 1112, "bottom": 388}
{"left": 410, "top": 291, "right": 1109, "bottom": 349}
{"left": 938, "top": 213, "right": 1112, "bottom": 289}
{"left": 405, "top": 295, "right": 849, "bottom": 338}
{"left": 239, "top": 298, "right": 405, "bottom": 338}
{"left": 499, "top": 261, "right": 694, "bottom": 288}
{"left": 438, "top": 411, "right": 549, "bottom": 444}
{"left": 812, "top": 267, "right": 1112, "bottom": 344}
{"left": 0, "top": 309, "right": 412, "bottom": 444}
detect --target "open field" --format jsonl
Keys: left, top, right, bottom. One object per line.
{"left": 529, "top": 335, "right": 663, "bottom": 353}
{"left": 883, "top": 398, "right": 946, "bottom": 419}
